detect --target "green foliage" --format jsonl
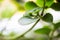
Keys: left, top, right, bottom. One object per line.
{"left": 34, "top": 26, "right": 51, "bottom": 35}
{"left": 18, "top": 0, "right": 60, "bottom": 40}
{"left": 0, "top": 0, "right": 60, "bottom": 40}
{"left": 36, "top": 0, "right": 54, "bottom": 7}
{"left": 19, "top": 7, "right": 42, "bottom": 25}
{"left": 24, "top": 7, "right": 42, "bottom": 18}
{"left": 54, "top": 22, "right": 60, "bottom": 30}
{"left": 1, "top": 8, "right": 15, "bottom": 18}
{"left": 24, "top": 1, "right": 38, "bottom": 10}
{"left": 51, "top": 3, "right": 60, "bottom": 11}
{"left": 42, "top": 13, "right": 53, "bottom": 22}
{"left": 19, "top": 17, "right": 38, "bottom": 25}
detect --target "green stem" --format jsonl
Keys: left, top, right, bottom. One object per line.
{"left": 49, "top": 30, "right": 55, "bottom": 40}
{"left": 13, "top": 0, "right": 46, "bottom": 40}
{"left": 14, "top": 18, "right": 40, "bottom": 40}
{"left": 49, "top": 23, "right": 55, "bottom": 40}
{"left": 41, "top": 0, "right": 45, "bottom": 16}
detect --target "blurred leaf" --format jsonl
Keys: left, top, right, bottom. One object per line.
{"left": 24, "top": 7, "right": 42, "bottom": 18}
{"left": 24, "top": 1, "right": 38, "bottom": 10}
{"left": 51, "top": 3, "right": 60, "bottom": 11}
{"left": 1, "top": 8, "right": 15, "bottom": 18}
{"left": 11, "top": 0, "right": 24, "bottom": 4}
{"left": 0, "top": 33, "right": 3, "bottom": 36}
{"left": 17, "top": 6, "right": 25, "bottom": 11}
{"left": 42, "top": 13, "right": 53, "bottom": 22}
{"left": 9, "top": 32, "right": 16, "bottom": 37}
{"left": 34, "top": 27, "right": 51, "bottom": 35}
{"left": 18, "top": 7, "right": 42, "bottom": 25}
{"left": 18, "top": 17, "right": 38, "bottom": 25}
{"left": 0, "top": 0, "right": 3, "bottom": 2}
{"left": 36, "top": 0, "right": 54, "bottom": 7}
{"left": 14, "top": 0, "right": 24, "bottom": 3}
{"left": 11, "top": 0, "right": 25, "bottom": 11}
{"left": 54, "top": 22, "right": 60, "bottom": 29}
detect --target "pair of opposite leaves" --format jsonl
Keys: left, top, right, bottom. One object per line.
{"left": 19, "top": 0, "right": 53, "bottom": 25}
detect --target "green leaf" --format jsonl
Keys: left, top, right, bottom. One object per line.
{"left": 24, "top": 1, "right": 38, "bottom": 10}
{"left": 54, "top": 22, "right": 60, "bottom": 29}
{"left": 42, "top": 13, "right": 53, "bottom": 22}
{"left": 24, "top": 7, "right": 42, "bottom": 18}
{"left": 34, "top": 27, "right": 51, "bottom": 35}
{"left": 36, "top": 0, "right": 54, "bottom": 7}
{"left": 19, "top": 7, "right": 42, "bottom": 25}
{"left": 51, "top": 3, "right": 60, "bottom": 11}
{"left": 18, "top": 17, "right": 38, "bottom": 25}
{"left": 1, "top": 8, "right": 15, "bottom": 18}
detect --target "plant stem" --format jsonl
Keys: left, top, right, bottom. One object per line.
{"left": 49, "top": 23, "right": 55, "bottom": 40}
{"left": 14, "top": 18, "right": 40, "bottom": 40}
{"left": 49, "top": 30, "right": 55, "bottom": 40}
{"left": 41, "top": 0, "right": 45, "bottom": 16}
{"left": 13, "top": 0, "right": 46, "bottom": 40}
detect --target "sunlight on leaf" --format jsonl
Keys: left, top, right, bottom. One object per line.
{"left": 36, "top": 0, "right": 54, "bottom": 7}
{"left": 24, "top": 1, "right": 38, "bottom": 10}
{"left": 34, "top": 27, "right": 51, "bottom": 35}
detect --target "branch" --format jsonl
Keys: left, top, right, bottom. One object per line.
{"left": 13, "top": 0, "right": 46, "bottom": 40}
{"left": 15, "top": 18, "right": 40, "bottom": 40}
{"left": 41, "top": 0, "right": 45, "bottom": 16}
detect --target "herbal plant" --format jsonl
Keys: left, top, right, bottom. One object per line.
{"left": 0, "top": 0, "right": 60, "bottom": 40}
{"left": 12, "top": 0, "right": 60, "bottom": 40}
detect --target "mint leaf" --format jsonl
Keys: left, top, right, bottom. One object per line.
{"left": 36, "top": 0, "right": 54, "bottom": 7}
{"left": 24, "top": 1, "right": 38, "bottom": 10}
{"left": 42, "top": 13, "right": 53, "bottom": 22}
